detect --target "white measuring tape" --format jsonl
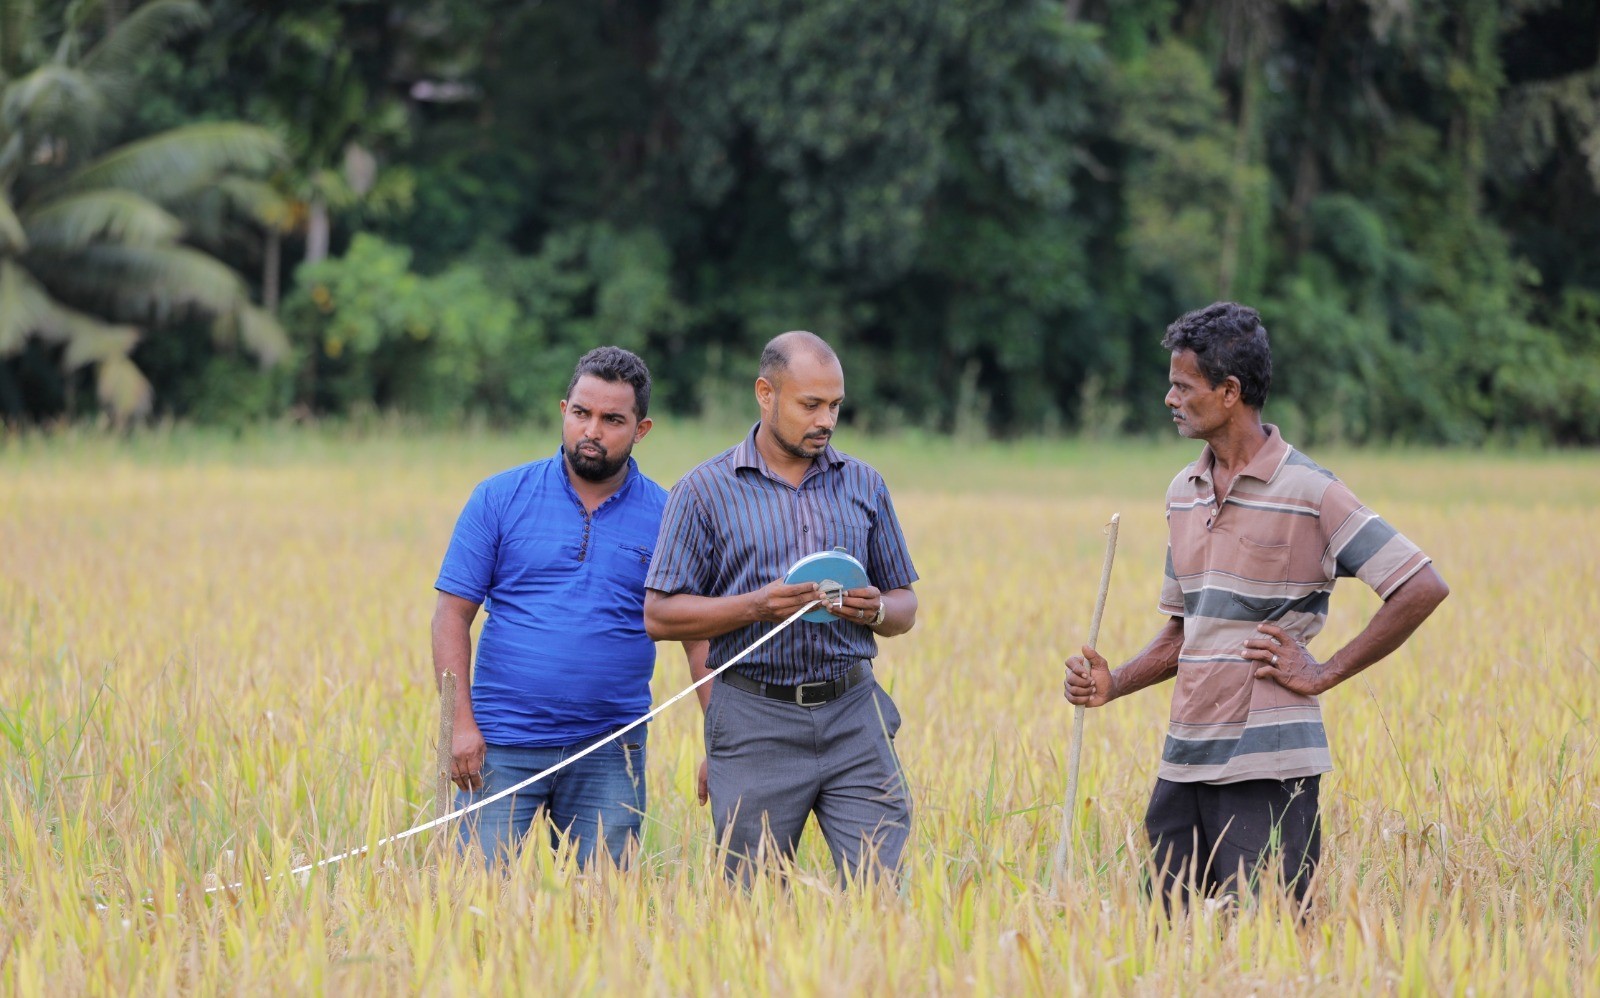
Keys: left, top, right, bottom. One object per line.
{"left": 197, "top": 594, "right": 835, "bottom": 896}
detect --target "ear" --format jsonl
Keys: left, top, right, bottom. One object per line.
{"left": 634, "top": 416, "right": 653, "bottom": 442}
{"left": 559, "top": 399, "right": 569, "bottom": 417}
{"left": 1221, "top": 376, "right": 1243, "bottom": 407}
{"left": 755, "top": 376, "right": 774, "bottom": 411}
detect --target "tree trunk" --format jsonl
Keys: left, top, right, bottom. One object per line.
{"left": 1219, "top": 33, "right": 1261, "bottom": 298}
{"left": 306, "top": 198, "right": 330, "bottom": 265}
{"left": 1288, "top": 5, "right": 1341, "bottom": 257}
{"left": 263, "top": 227, "right": 282, "bottom": 315}
{"left": 1450, "top": 0, "right": 1496, "bottom": 216}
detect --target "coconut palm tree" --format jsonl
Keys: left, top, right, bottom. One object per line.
{"left": 0, "top": 0, "right": 288, "bottom": 419}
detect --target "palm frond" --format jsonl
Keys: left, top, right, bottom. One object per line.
{"left": 214, "top": 176, "right": 293, "bottom": 228}
{"left": 1, "top": 0, "right": 36, "bottom": 82}
{"left": 0, "top": 63, "right": 107, "bottom": 141}
{"left": 59, "top": 123, "right": 283, "bottom": 203}
{"left": 169, "top": 177, "right": 287, "bottom": 248}
{"left": 61, "top": 314, "right": 140, "bottom": 371}
{"left": 0, "top": 195, "right": 27, "bottom": 253}
{"left": 1, "top": 253, "right": 151, "bottom": 421}
{"left": 22, "top": 189, "right": 183, "bottom": 252}
{"left": 0, "top": 132, "right": 27, "bottom": 184}
{"left": 39, "top": 242, "right": 247, "bottom": 324}
{"left": 95, "top": 351, "right": 153, "bottom": 419}
{"left": 232, "top": 302, "right": 290, "bottom": 366}
{"left": 83, "top": 0, "right": 208, "bottom": 79}
{"left": 1, "top": 259, "right": 57, "bottom": 352}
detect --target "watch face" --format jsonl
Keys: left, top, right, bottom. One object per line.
{"left": 784, "top": 549, "right": 869, "bottom": 623}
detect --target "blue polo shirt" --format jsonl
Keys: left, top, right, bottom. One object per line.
{"left": 645, "top": 423, "right": 918, "bottom": 686}
{"left": 435, "top": 452, "right": 667, "bottom": 747}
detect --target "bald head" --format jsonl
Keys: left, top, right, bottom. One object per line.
{"left": 759, "top": 331, "right": 839, "bottom": 387}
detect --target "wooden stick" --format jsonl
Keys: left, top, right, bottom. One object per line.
{"left": 435, "top": 671, "right": 456, "bottom": 821}
{"left": 1048, "top": 513, "right": 1120, "bottom": 897}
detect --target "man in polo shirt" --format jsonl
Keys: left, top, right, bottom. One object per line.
{"left": 643, "top": 330, "right": 919, "bottom": 883}
{"left": 433, "top": 346, "right": 706, "bottom": 868}
{"left": 1063, "top": 301, "right": 1449, "bottom": 911}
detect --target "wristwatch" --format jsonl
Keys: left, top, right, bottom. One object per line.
{"left": 870, "top": 602, "right": 887, "bottom": 627}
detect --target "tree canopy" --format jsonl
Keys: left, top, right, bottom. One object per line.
{"left": 4, "top": 0, "right": 1598, "bottom": 443}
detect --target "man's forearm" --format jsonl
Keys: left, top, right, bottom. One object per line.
{"left": 868, "top": 587, "right": 917, "bottom": 637}
{"left": 1318, "top": 565, "right": 1449, "bottom": 691}
{"left": 645, "top": 592, "right": 755, "bottom": 642}
{"left": 431, "top": 604, "right": 478, "bottom": 726}
{"left": 1109, "top": 617, "right": 1185, "bottom": 701}
{"left": 686, "top": 641, "right": 713, "bottom": 712}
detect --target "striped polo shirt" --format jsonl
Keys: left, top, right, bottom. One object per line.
{"left": 1158, "top": 425, "right": 1431, "bottom": 784}
{"left": 645, "top": 423, "right": 919, "bottom": 685}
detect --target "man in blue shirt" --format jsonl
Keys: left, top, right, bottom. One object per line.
{"left": 433, "top": 346, "right": 705, "bottom": 868}
{"left": 644, "top": 331, "right": 920, "bottom": 883}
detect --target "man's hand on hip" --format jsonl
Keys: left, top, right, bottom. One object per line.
{"left": 1247, "top": 623, "right": 1328, "bottom": 695}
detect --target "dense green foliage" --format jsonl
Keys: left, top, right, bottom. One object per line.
{"left": 0, "top": 0, "right": 288, "bottom": 420}
{"left": 4, "top": 0, "right": 1598, "bottom": 442}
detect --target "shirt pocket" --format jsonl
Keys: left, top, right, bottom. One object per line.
{"left": 594, "top": 541, "right": 653, "bottom": 591}
{"left": 817, "top": 504, "right": 872, "bottom": 564}
{"left": 1229, "top": 535, "right": 1293, "bottom": 620}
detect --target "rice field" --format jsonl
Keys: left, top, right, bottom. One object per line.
{"left": 2, "top": 422, "right": 1598, "bottom": 994}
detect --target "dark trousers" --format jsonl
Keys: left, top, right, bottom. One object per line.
{"left": 705, "top": 672, "right": 911, "bottom": 885}
{"left": 1143, "top": 775, "right": 1321, "bottom": 911}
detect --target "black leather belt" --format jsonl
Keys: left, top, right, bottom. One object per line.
{"left": 720, "top": 661, "right": 871, "bottom": 707}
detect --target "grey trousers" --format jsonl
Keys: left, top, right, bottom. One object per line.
{"left": 705, "top": 670, "right": 911, "bottom": 883}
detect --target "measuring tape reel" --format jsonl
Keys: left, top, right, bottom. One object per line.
{"left": 783, "top": 548, "right": 869, "bottom": 623}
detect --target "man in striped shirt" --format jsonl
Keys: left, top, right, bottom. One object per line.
{"left": 644, "top": 331, "right": 919, "bottom": 883}
{"left": 1064, "top": 301, "right": 1449, "bottom": 912}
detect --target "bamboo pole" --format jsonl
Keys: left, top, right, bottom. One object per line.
{"left": 1048, "top": 513, "right": 1120, "bottom": 897}
{"left": 436, "top": 671, "right": 456, "bottom": 820}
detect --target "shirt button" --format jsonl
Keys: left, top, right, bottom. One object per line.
{"left": 802, "top": 525, "right": 809, "bottom": 532}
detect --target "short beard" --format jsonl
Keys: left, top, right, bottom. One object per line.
{"left": 771, "top": 422, "right": 828, "bottom": 460}
{"left": 564, "top": 440, "right": 630, "bottom": 482}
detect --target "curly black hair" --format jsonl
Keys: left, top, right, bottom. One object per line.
{"left": 566, "top": 346, "right": 652, "bottom": 418}
{"left": 1160, "top": 302, "right": 1272, "bottom": 408}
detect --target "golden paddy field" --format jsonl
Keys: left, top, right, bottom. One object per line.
{"left": 2, "top": 423, "right": 1598, "bottom": 994}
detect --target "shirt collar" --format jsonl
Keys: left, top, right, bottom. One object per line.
{"left": 553, "top": 447, "right": 639, "bottom": 508}
{"left": 734, "top": 421, "right": 842, "bottom": 479}
{"left": 1188, "top": 423, "right": 1290, "bottom": 486}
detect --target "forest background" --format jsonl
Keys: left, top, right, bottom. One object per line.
{"left": 3, "top": 0, "right": 1598, "bottom": 445}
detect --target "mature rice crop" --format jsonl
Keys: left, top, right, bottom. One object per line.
{"left": 2, "top": 423, "right": 1598, "bottom": 994}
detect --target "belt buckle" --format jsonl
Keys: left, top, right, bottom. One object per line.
{"left": 794, "top": 681, "right": 830, "bottom": 707}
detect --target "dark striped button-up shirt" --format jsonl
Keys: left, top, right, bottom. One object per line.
{"left": 645, "top": 423, "right": 919, "bottom": 685}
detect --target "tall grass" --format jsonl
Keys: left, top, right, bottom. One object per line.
{"left": 2, "top": 424, "right": 1598, "bottom": 993}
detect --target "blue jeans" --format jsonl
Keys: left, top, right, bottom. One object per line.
{"left": 457, "top": 729, "right": 647, "bottom": 869}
